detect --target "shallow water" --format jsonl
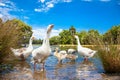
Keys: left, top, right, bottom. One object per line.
{"left": 0, "top": 45, "right": 119, "bottom": 80}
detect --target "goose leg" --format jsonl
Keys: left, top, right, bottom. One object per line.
{"left": 34, "top": 61, "right": 36, "bottom": 70}
{"left": 43, "top": 63, "right": 45, "bottom": 70}
{"left": 59, "top": 60, "right": 62, "bottom": 64}
{"left": 20, "top": 54, "right": 25, "bottom": 61}
{"left": 41, "top": 63, "right": 45, "bottom": 71}
{"left": 84, "top": 57, "right": 88, "bottom": 61}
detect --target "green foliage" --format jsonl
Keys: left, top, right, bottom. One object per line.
{"left": 57, "top": 26, "right": 76, "bottom": 45}
{"left": 59, "top": 30, "right": 72, "bottom": 44}
{"left": 77, "top": 31, "right": 87, "bottom": 45}
{"left": 87, "top": 29, "right": 101, "bottom": 45}
{"left": 32, "top": 39, "right": 42, "bottom": 44}
{"left": 50, "top": 36, "right": 60, "bottom": 45}
{"left": 103, "top": 25, "right": 120, "bottom": 44}
{"left": 69, "top": 26, "right": 76, "bottom": 35}
{"left": 77, "top": 29, "right": 101, "bottom": 45}
{"left": 0, "top": 18, "right": 32, "bottom": 63}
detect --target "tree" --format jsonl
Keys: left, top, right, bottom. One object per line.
{"left": 50, "top": 36, "right": 60, "bottom": 45}
{"left": 32, "top": 39, "right": 42, "bottom": 44}
{"left": 77, "top": 30, "right": 100, "bottom": 45}
{"left": 103, "top": 25, "right": 120, "bottom": 44}
{"left": 77, "top": 31, "right": 88, "bottom": 45}
{"left": 86, "top": 29, "right": 100, "bottom": 45}
{"left": 69, "top": 26, "right": 76, "bottom": 45}
{"left": 59, "top": 30, "right": 71, "bottom": 44}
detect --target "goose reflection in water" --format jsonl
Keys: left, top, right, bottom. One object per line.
{"left": 76, "top": 60, "right": 102, "bottom": 80}
{"left": 33, "top": 70, "right": 47, "bottom": 80}
{"left": 52, "top": 61, "right": 77, "bottom": 80}
{"left": 13, "top": 61, "right": 31, "bottom": 73}
{"left": 14, "top": 61, "right": 47, "bottom": 80}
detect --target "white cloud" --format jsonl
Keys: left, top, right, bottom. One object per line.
{"left": 34, "top": 8, "right": 41, "bottom": 12}
{"left": 0, "top": 1, "right": 24, "bottom": 21}
{"left": 0, "top": 7, "right": 16, "bottom": 21}
{"left": 32, "top": 28, "right": 62, "bottom": 39}
{"left": 35, "top": 0, "right": 73, "bottom": 12}
{"left": 81, "top": 0, "right": 92, "bottom": 2}
{"left": 0, "top": 1, "right": 16, "bottom": 20}
{"left": 35, "top": 0, "right": 56, "bottom": 12}
{"left": 63, "top": 0, "right": 72, "bottom": 3}
{"left": 52, "top": 29, "right": 63, "bottom": 37}
{"left": 0, "top": 2, "right": 6, "bottom": 6}
{"left": 99, "top": 0, "right": 111, "bottom": 2}
{"left": 23, "top": 16, "right": 29, "bottom": 20}
{"left": 47, "top": 3, "right": 54, "bottom": 8}
{"left": 82, "top": 0, "right": 111, "bottom": 2}
{"left": 34, "top": 8, "right": 48, "bottom": 12}
{"left": 0, "top": 14, "right": 3, "bottom": 18}
{"left": 39, "top": 0, "right": 45, "bottom": 3}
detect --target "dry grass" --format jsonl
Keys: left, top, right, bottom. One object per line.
{"left": 97, "top": 45, "right": 120, "bottom": 73}
{"left": 0, "top": 22, "right": 20, "bottom": 63}
{"left": 59, "top": 44, "right": 77, "bottom": 50}
{"left": 90, "top": 32, "right": 120, "bottom": 73}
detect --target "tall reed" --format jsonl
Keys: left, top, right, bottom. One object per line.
{"left": 0, "top": 21, "right": 20, "bottom": 63}
{"left": 89, "top": 30, "right": 120, "bottom": 73}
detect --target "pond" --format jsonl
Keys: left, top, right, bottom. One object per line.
{"left": 0, "top": 45, "right": 120, "bottom": 80}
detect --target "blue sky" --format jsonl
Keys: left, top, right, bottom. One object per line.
{"left": 0, "top": 0, "right": 120, "bottom": 39}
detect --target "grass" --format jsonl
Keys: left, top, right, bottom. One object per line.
{"left": 59, "top": 44, "right": 95, "bottom": 50}
{"left": 59, "top": 44, "right": 77, "bottom": 50}
{"left": 97, "top": 45, "right": 120, "bottom": 73}
{"left": 90, "top": 33, "right": 120, "bottom": 73}
{"left": 0, "top": 21, "right": 20, "bottom": 63}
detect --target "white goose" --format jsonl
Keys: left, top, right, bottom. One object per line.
{"left": 11, "top": 36, "right": 34, "bottom": 60}
{"left": 67, "top": 49, "right": 78, "bottom": 61}
{"left": 66, "top": 54, "right": 78, "bottom": 61}
{"left": 53, "top": 48, "right": 67, "bottom": 63}
{"left": 67, "top": 48, "right": 76, "bottom": 54}
{"left": 31, "top": 24, "right": 54, "bottom": 70}
{"left": 74, "top": 35, "right": 97, "bottom": 61}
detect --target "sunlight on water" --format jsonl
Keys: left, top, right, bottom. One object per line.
{"left": 0, "top": 45, "right": 106, "bottom": 80}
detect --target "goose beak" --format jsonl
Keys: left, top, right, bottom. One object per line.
{"left": 47, "top": 24, "right": 54, "bottom": 34}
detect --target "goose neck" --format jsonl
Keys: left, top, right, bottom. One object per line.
{"left": 28, "top": 38, "right": 33, "bottom": 48}
{"left": 76, "top": 38, "right": 82, "bottom": 47}
{"left": 42, "top": 37, "right": 50, "bottom": 47}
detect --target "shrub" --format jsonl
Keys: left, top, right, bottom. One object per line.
{"left": 0, "top": 19, "right": 32, "bottom": 63}
{"left": 90, "top": 25, "right": 120, "bottom": 73}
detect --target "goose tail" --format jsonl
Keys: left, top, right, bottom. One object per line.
{"left": 93, "top": 50, "right": 97, "bottom": 55}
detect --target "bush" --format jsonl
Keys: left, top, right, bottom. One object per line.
{"left": 0, "top": 19, "right": 32, "bottom": 63}
{"left": 90, "top": 25, "right": 120, "bottom": 73}
{"left": 98, "top": 45, "right": 120, "bottom": 73}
